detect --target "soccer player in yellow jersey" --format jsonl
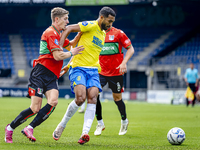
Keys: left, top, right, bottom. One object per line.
{"left": 53, "top": 7, "right": 116, "bottom": 145}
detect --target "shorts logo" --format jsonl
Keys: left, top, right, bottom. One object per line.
{"left": 109, "top": 35, "right": 114, "bottom": 41}
{"left": 77, "top": 76, "right": 81, "bottom": 81}
{"left": 82, "top": 21, "right": 88, "bottom": 26}
{"left": 117, "top": 82, "right": 121, "bottom": 92}
{"left": 73, "top": 81, "right": 77, "bottom": 87}
{"left": 37, "top": 88, "right": 43, "bottom": 95}
{"left": 54, "top": 39, "right": 59, "bottom": 45}
{"left": 28, "top": 87, "right": 35, "bottom": 96}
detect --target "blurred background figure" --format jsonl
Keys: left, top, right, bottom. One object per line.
{"left": 184, "top": 63, "right": 199, "bottom": 107}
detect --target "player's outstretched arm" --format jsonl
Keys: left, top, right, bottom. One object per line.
{"left": 53, "top": 45, "right": 84, "bottom": 61}
{"left": 60, "top": 24, "right": 81, "bottom": 48}
{"left": 59, "top": 55, "right": 74, "bottom": 77}
{"left": 60, "top": 65, "right": 70, "bottom": 77}
{"left": 116, "top": 45, "right": 134, "bottom": 74}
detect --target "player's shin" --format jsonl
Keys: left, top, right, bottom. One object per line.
{"left": 10, "top": 107, "right": 35, "bottom": 129}
{"left": 29, "top": 103, "right": 55, "bottom": 128}
{"left": 82, "top": 104, "right": 96, "bottom": 134}
{"left": 96, "top": 94, "right": 103, "bottom": 121}
{"left": 59, "top": 99, "right": 79, "bottom": 127}
{"left": 114, "top": 99, "right": 127, "bottom": 120}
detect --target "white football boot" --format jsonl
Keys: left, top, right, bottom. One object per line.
{"left": 94, "top": 124, "right": 105, "bottom": 136}
{"left": 119, "top": 119, "right": 129, "bottom": 135}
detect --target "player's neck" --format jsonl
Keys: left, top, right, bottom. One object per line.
{"left": 52, "top": 23, "right": 61, "bottom": 32}
{"left": 97, "top": 18, "right": 103, "bottom": 30}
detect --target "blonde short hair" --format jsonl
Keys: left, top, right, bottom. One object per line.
{"left": 51, "top": 7, "right": 69, "bottom": 22}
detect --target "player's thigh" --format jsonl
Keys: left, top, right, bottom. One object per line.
{"left": 87, "top": 86, "right": 99, "bottom": 104}
{"left": 74, "top": 84, "right": 87, "bottom": 103}
{"left": 87, "top": 70, "right": 102, "bottom": 93}
{"left": 30, "top": 96, "right": 43, "bottom": 113}
{"left": 45, "top": 89, "right": 59, "bottom": 107}
{"left": 108, "top": 75, "right": 123, "bottom": 93}
{"left": 99, "top": 74, "right": 108, "bottom": 88}
{"left": 69, "top": 67, "right": 87, "bottom": 95}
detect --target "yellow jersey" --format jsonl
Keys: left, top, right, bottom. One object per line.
{"left": 70, "top": 20, "right": 106, "bottom": 72}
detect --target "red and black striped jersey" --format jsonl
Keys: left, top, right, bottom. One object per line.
{"left": 99, "top": 27, "right": 132, "bottom": 76}
{"left": 33, "top": 25, "right": 70, "bottom": 79}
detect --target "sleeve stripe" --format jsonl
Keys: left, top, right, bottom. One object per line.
{"left": 63, "top": 43, "right": 70, "bottom": 48}
{"left": 51, "top": 48, "right": 61, "bottom": 52}
{"left": 126, "top": 45, "right": 132, "bottom": 49}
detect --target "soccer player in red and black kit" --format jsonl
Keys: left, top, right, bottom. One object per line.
{"left": 94, "top": 26, "right": 134, "bottom": 136}
{"left": 4, "top": 7, "right": 84, "bottom": 143}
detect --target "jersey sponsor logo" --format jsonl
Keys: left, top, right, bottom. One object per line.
{"left": 100, "top": 43, "right": 119, "bottom": 55}
{"left": 82, "top": 21, "right": 88, "bottom": 26}
{"left": 92, "top": 36, "right": 103, "bottom": 49}
{"left": 54, "top": 39, "right": 59, "bottom": 45}
{"left": 102, "top": 46, "right": 115, "bottom": 51}
{"left": 109, "top": 35, "right": 114, "bottom": 41}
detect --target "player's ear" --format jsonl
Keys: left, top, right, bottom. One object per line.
{"left": 55, "top": 17, "right": 59, "bottom": 23}
{"left": 100, "top": 15, "right": 104, "bottom": 21}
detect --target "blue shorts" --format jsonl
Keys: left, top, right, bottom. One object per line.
{"left": 69, "top": 67, "right": 102, "bottom": 94}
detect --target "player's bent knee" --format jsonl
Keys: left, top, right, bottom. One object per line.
{"left": 88, "top": 97, "right": 97, "bottom": 104}
{"left": 75, "top": 97, "right": 86, "bottom": 106}
{"left": 48, "top": 99, "right": 58, "bottom": 107}
{"left": 30, "top": 107, "right": 40, "bottom": 114}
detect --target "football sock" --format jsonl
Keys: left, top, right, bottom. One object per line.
{"left": 114, "top": 99, "right": 127, "bottom": 120}
{"left": 82, "top": 104, "right": 96, "bottom": 134}
{"left": 121, "top": 118, "right": 128, "bottom": 124}
{"left": 29, "top": 103, "right": 55, "bottom": 128}
{"left": 80, "top": 101, "right": 86, "bottom": 110}
{"left": 186, "top": 98, "right": 189, "bottom": 106}
{"left": 95, "top": 95, "right": 102, "bottom": 120}
{"left": 192, "top": 95, "right": 196, "bottom": 107}
{"left": 97, "top": 119, "right": 104, "bottom": 126}
{"left": 10, "top": 107, "right": 35, "bottom": 129}
{"left": 27, "top": 125, "right": 33, "bottom": 129}
{"left": 59, "top": 100, "right": 79, "bottom": 128}
{"left": 7, "top": 125, "right": 14, "bottom": 131}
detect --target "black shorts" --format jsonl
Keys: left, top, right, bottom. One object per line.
{"left": 188, "top": 83, "right": 197, "bottom": 93}
{"left": 27, "top": 63, "right": 58, "bottom": 98}
{"left": 99, "top": 74, "right": 123, "bottom": 93}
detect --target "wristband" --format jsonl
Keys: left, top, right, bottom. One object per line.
{"left": 70, "top": 51, "right": 73, "bottom": 56}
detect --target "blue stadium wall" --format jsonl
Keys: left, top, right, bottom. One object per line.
{"left": 0, "top": 4, "right": 199, "bottom": 33}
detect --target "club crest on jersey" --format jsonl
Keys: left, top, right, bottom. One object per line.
{"left": 82, "top": 21, "right": 88, "bottom": 26}
{"left": 109, "top": 35, "right": 114, "bottom": 41}
{"left": 54, "top": 39, "right": 59, "bottom": 45}
{"left": 125, "top": 39, "right": 130, "bottom": 44}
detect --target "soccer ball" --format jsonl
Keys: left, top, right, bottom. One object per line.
{"left": 167, "top": 127, "right": 185, "bottom": 145}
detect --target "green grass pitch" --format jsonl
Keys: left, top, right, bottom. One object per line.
{"left": 0, "top": 97, "right": 200, "bottom": 150}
